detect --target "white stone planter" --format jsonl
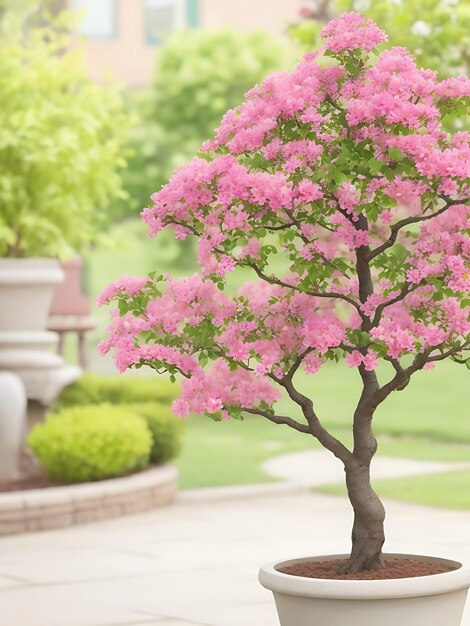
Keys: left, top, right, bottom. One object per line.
{"left": 259, "top": 553, "right": 470, "bottom": 626}
{"left": 0, "top": 258, "right": 64, "bottom": 331}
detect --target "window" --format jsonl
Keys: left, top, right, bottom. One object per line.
{"left": 71, "top": 0, "right": 116, "bottom": 40}
{"left": 145, "top": 0, "right": 198, "bottom": 45}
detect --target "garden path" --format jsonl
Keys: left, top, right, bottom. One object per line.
{"left": 262, "top": 449, "right": 470, "bottom": 486}
{"left": 0, "top": 488, "right": 469, "bottom": 626}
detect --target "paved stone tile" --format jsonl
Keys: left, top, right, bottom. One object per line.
{"left": 0, "top": 548, "right": 168, "bottom": 584}
{"left": 155, "top": 622, "right": 215, "bottom": 626}
{"left": 0, "top": 575, "right": 29, "bottom": 589}
{"left": 147, "top": 621, "right": 212, "bottom": 626}
{"left": 0, "top": 492, "right": 469, "bottom": 626}
{"left": 122, "top": 622, "right": 210, "bottom": 626}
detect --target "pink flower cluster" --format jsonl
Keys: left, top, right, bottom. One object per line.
{"left": 97, "top": 274, "right": 148, "bottom": 307}
{"left": 346, "top": 350, "right": 379, "bottom": 371}
{"left": 172, "top": 361, "right": 281, "bottom": 419}
{"left": 320, "top": 12, "right": 387, "bottom": 53}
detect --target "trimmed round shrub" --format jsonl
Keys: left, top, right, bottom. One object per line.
{"left": 131, "top": 403, "right": 183, "bottom": 463}
{"left": 56, "top": 373, "right": 179, "bottom": 410}
{"left": 28, "top": 405, "right": 152, "bottom": 483}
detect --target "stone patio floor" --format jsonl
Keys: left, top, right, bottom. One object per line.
{"left": 0, "top": 485, "right": 469, "bottom": 626}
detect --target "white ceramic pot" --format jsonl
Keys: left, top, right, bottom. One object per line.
{"left": 0, "top": 372, "right": 26, "bottom": 481}
{"left": 259, "top": 553, "right": 470, "bottom": 626}
{"left": 0, "top": 258, "right": 64, "bottom": 332}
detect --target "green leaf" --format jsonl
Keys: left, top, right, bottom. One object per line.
{"left": 387, "top": 147, "right": 405, "bottom": 162}
{"left": 368, "top": 157, "right": 386, "bottom": 175}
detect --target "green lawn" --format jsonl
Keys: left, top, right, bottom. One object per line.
{"left": 173, "top": 413, "right": 470, "bottom": 491}
{"left": 274, "top": 361, "right": 470, "bottom": 444}
{"left": 174, "top": 414, "right": 321, "bottom": 489}
{"left": 316, "top": 470, "right": 470, "bottom": 510}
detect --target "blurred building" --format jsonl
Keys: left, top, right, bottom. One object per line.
{"left": 68, "top": 0, "right": 303, "bottom": 86}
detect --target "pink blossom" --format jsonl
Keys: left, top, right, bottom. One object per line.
{"left": 294, "top": 180, "right": 324, "bottom": 204}
{"left": 97, "top": 275, "right": 148, "bottom": 307}
{"left": 172, "top": 398, "right": 190, "bottom": 419}
{"left": 346, "top": 350, "right": 363, "bottom": 368}
{"left": 363, "top": 350, "right": 379, "bottom": 371}
{"left": 238, "top": 237, "right": 261, "bottom": 260}
{"left": 321, "top": 12, "right": 387, "bottom": 53}
{"left": 303, "top": 353, "right": 324, "bottom": 374}
{"left": 336, "top": 181, "right": 360, "bottom": 218}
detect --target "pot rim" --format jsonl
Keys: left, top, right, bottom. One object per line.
{"left": 259, "top": 553, "right": 470, "bottom": 600}
{"left": 0, "top": 258, "right": 64, "bottom": 285}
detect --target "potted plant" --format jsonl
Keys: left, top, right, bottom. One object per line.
{"left": 0, "top": 5, "right": 130, "bottom": 419}
{"left": 99, "top": 13, "right": 470, "bottom": 626}
{"left": 0, "top": 5, "right": 129, "bottom": 333}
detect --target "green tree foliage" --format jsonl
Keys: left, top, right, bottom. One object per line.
{"left": 0, "top": 8, "right": 130, "bottom": 257}
{"left": 119, "top": 29, "right": 294, "bottom": 219}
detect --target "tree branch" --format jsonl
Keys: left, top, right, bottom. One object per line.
{"left": 242, "top": 408, "right": 311, "bottom": 434}
{"left": 284, "top": 347, "right": 315, "bottom": 380}
{"left": 271, "top": 374, "right": 356, "bottom": 467}
{"left": 248, "top": 262, "right": 364, "bottom": 316}
{"left": 371, "top": 337, "right": 470, "bottom": 409}
{"left": 370, "top": 282, "right": 421, "bottom": 327}
{"left": 370, "top": 349, "right": 433, "bottom": 408}
{"left": 368, "top": 198, "right": 469, "bottom": 261}
{"left": 386, "top": 357, "right": 405, "bottom": 377}
{"left": 426, "top": 340, "right": 470, "bottom": 363}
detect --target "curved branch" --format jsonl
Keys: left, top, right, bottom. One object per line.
{"left": 271, "top": 374, "right": 355, "bottom": 467}
{"left": 248, "top": 262, "right": 365, "bottom": 317}
{"left": 370, "top": 348, "right": 433, "bottom": 408}
{"left": 426, "top": 340, "right": 470, "bottom": 363}
{"left": 359, "top": 340, "right": 466, "bottom": 412}
{"left": 370, "top": 282, "right": 421, "bottom": 327}
{"left": 285, "top": 347, "right": 315, "bottom": 380}
{"left": 368, "top": 198, "right": 469, "bottom": 261}
{"left": 370, "top": 339, "right": 470, "bottom": 409}
{"left": 242, "top": 408, "right": 311, "bottom": 434}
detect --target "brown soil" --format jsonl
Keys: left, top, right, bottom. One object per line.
{"left": 279, "top": 558, "right": 457, "bottom": 580}
{"left": 0, "top": 475, "right": 62, "bottom": 493}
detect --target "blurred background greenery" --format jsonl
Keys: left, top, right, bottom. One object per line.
{"left": 1, "top": 0, "right": 468, "bottom": 500}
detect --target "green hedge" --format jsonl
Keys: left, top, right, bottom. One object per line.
{"left": 28, "top": 405, "right": 152, "bottom": 483}
{"left": 56, "top": 373, "right": 179, "bottom": 410}
{"left": 131, "top": 403, "right": 183, "bottom": 463}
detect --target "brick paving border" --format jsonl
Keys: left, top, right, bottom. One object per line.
{"left": 0, "top": 465, "right": 178, "bottom": 535}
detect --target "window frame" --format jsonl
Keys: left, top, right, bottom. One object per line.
{"left": 71, "top": 0, "right": 117, "bottom": 41}
{"left": 144, "top": 0, "right": 198, "bottom": 46}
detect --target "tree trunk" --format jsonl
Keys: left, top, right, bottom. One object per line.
{"left": 339, "top": 462, "right": 386, "bottom": 574}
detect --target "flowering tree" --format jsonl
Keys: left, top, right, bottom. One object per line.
{"left": 100, "top": 13, "right": 470, "bottom": 573}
